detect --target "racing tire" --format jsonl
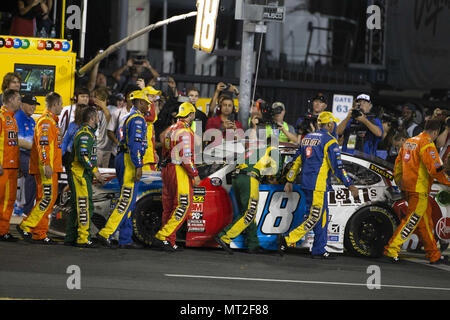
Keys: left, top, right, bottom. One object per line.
{"left": 344, "top": 204, "right": 399, "bottom": 258}
{"left": 132, "top": 194, "right": 163, "bottom": 246}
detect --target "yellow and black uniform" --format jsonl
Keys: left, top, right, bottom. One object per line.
{"left": 65, "top": 124, "right": 99, "bottom": 245}
{"left": 216, "top": 146, "right": 280, "bottom": 252}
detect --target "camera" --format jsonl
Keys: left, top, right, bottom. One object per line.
{"left": 381, "top": 113, "right": 400, "bottom": 128}
{"left": 259, "top": 100, "right": 275, "bottom": 125}
{"left": 351, "top": 103, "right": 363, "bottom": 119}
{"left": 298, "top": 112, "right": 318, "bottom": 133}
{"left": 133, "top": 55, "right": 146, "bottom": 65}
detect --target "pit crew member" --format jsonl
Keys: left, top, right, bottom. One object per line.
{"left": 17, "top": 92, "right": 63, "bottom": 244}
{"left": 0, "top": 89, "right": 21, "bottom": 242}
{"left": 279, "top": 111, "right": 359, "bottom": 259}
{"left": 65, "top": 106, "right": 104, "bottom": 248}
{"left": 96, "top": 90, "right": 149, "bottom": 249}
{"left": 384, "top": 119, "right": 450, "bottom": 264}
{"left": 142, "top": 86, "right": 161, "bottom": 171}
{"left": 215, "top": 143, "right": 281, "bottom": 254}
{"left": 153, "top": 102, "right": 201, "bottom": 251}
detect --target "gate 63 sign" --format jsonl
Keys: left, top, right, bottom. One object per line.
{"left": 194, "top": 0, "right": 221, "bottom": 52}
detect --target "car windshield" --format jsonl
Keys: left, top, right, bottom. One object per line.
{"left": 330, "top": 160, "right": 382, "bottom": 185}
{"left": 346, "top": 151, "right": 394, "bottom": 171}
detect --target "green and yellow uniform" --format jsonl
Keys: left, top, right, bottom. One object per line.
{"left": 218, "top": 146, "right": 281, "bottom": 250}
{"left": 65, "top": 124, "right": 99, "bottom": 245}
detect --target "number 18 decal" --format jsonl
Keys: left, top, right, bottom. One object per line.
{"left": 257, "top": 190, "right": 302, "bottom": 234}
{"left": 194, "top": 0, "right": 220, "bottom": 53}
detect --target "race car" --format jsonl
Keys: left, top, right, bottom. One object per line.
{"left": 49, "top": 142, "right": 449, "bottom": 257}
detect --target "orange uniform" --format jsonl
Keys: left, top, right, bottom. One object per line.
{"left": 142, "top": 102, "right": 158, "bottom": 171}
{"left": 19, "top": 110, "right": 63, "bottom": 240}
{"left": 385, "top": 132, "right": 450, "bottom": 262}
{"left": 0, "top": 106, "right": 19, "bottom": 236}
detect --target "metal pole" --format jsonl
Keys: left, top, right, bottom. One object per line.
{"left": 238, "top": 19, "right": 254, "bottom": 130}
{"left": 162, "top": 0, "right": 168, "bottom": 51}
{"left": 79, "top": 0, "right": 88, "bottom": 60}
{"left": 53, "top": 0, "right": 57, "bottom": 26}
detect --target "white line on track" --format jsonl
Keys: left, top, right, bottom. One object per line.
{"left": 403, "top": 257, "right": 450, "bottom": 272}
{"left": 165, "top": 274, "right": 450, "bottom": 292}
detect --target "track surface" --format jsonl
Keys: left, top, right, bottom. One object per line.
{"left": 1, "top": 237, "right": 449, "bottom": 301}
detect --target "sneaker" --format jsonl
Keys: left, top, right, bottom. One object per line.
{"left": 152, "top": 238, "right": 176, "bottom": 252}
{"left": 311, "top": 252, "right": 336, "bottom": 260}
{"left": 214, "top": 235, "right": 233, "bottom": 255}
{"left": 16, "top": 225, "right": 32, "bottom": 241}
{"left": 75, "top": 241, "right": 98, "bottom": 249}
{"left": 96, "top": 233, "right": 116, "bottom": 248}
{"left": 430, "top": 255, "right": 449, "bottom": 265}
{"left": 118, "top": 242, "right": 144, "bottom": 249}
{"left": 382, "top": 254, "right": 400, "bottom": 263}
{"left": 32, "top": 237, "right": 57, "bottom": 245}
{"left": 277, "top": 234, "right": 287, "bottom": 256}
{"left": 0, "top": 233, "right": 19, "bottom": 242}
{"left": 172, "top": 244, "right": 184, "bottom": 252}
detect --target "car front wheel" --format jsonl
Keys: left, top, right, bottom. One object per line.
{"left": 344, "top": 205, "right": 399, "bottom": 258}
{"left": 132, "top": 194, "right": 163, "bottom": 246}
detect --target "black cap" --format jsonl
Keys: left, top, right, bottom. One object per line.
{"left": 312, "top": 93, "right": 327, "bottom": 104}
{"left": 21, "top": 94, "right": 40, "bottom": 105}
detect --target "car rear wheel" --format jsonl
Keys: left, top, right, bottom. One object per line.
{"left": 132, "top": 194, "right": 163, "bottom": 246}
{"left": 344, "top": 205, "right": 399, "bottom": 258}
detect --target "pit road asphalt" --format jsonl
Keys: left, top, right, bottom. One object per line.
{"left": 1, "top": 221, "right": 449, "bottom": 301}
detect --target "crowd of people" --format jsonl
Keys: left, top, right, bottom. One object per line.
{"left": 0, "top": 52, "right": 449, "bottom": 264}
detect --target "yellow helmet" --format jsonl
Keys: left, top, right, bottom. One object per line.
{"left": 143, "top": 86, "right": 162, "bottom": 96}
{"left": 129, "top": 90, "right": 151, "bottom": 104}
{"left": 317, "top": 111, "right": 340, "bottom": 124}
{"left": 176, "top": 102, "right": 196, "bottom": 118}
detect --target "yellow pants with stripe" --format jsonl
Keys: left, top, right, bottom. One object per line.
{"left": 284, "top": 190, "right": 329, "bottom": 255}
{"left": 71, "top": 171, "right": 94, "bottom": 244}
{"left": 384, "top": 192, "right": 440, "bottom": 262}
{"left": 155, "top": 164, "right": 192, "bottom": 245}
{"left": 219, "top": 175, "right": 260, "bottom": 246}
{"left": 98, "top": 153, "right": 137, "bottom": 245}
{"left": 20, "top": 171, "right": 58, "bottom": 240}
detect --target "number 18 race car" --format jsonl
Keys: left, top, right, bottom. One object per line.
{"left": 49, "top": 142, "right": 450, "bottom": 257}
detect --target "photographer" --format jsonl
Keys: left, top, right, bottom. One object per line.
{"left": 250, "top": 101, "right": 297, "bottom": 144}
{"left": 295, "top": 93, "right": 328, "bottom": 139}
{"left": 336, "top": 94, "right": 383, "bottom": 156}
{"left": 112, "top": 57, "right": 160, "bottom": 94}
{"left": 205, "top": 96, "right": 243, "bottom": 136}
{"left": 208, "top": 82, "right": 239, "bottom": 116}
